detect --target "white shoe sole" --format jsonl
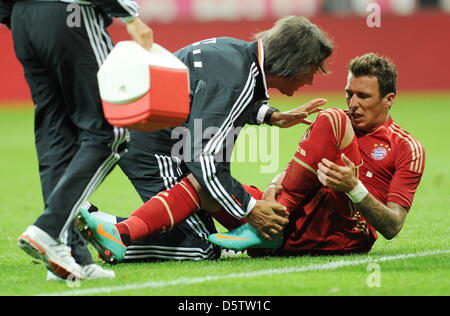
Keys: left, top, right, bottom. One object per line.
{"left": 82, "top": 264, "right": 116, "bottom": 280}
{"left": 47, "top": 265, "right": 115, "bottom": 281}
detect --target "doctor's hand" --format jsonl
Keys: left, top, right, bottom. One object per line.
{"left": 271, "top": 98, "right": 327, "bottom": 128}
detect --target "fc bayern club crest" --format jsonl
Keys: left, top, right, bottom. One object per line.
{"left": 371, "top": 144, "right": 391, "bottom": 161}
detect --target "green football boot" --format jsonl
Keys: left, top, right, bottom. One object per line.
{"left": 75, "top": 207, "right": 127, "bottom": 264}
{"left": 208, "top": 223, "right": 283, "bottom": 251}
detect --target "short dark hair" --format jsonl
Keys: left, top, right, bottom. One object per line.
{"left": 255, "top": 16, "right": 333, "bottom": 79}
{"left": 348, "top": 53, "right": 398, "bottom": 97}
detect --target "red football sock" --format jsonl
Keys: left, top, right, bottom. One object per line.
{"left": 277, "top": 108, "right": 361, "bottom": 214}
{"left": 116, "top": 178, "right": 200, "bottom": 243}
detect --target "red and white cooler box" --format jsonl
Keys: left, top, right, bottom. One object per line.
{"left": 98, "top": 41, "right": 190, "bottom": 131}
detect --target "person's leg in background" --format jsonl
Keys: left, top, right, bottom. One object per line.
{"left": 13, "top": 2, "right": 127, "bottom": 279}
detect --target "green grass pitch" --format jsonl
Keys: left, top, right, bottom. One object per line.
{"left": 0, "top": 92, "right": 449, "bottom": 296}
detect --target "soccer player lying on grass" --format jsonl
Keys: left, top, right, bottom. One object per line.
{"left": 208, "top": 53, "right": 426, "bottom": 256}
{"left": 75, "top": 16, "right": 333, "bottom": 263}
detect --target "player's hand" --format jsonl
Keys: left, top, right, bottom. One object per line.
{"left": 126, "top": 18, "right": 154, "bottom": 50}
{"left": 262, "top": 183, "right": 283, "bottom": 203}
{"left": 271, "top": 98, "right": 327, "bottom": 128}
{"left": 317, "top": 154, "right": 359, "bottom": 193}
{"left": 246, "top": 200, "right": 289, "bottom": 240}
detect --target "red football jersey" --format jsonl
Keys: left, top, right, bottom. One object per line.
{"left": 278, "top": 116, "right": 426, "bottom": 255}
{"left": 358, "top": 117, "right": 425, "bottom": 210}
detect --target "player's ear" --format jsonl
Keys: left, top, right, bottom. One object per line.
{"left": 384, "top": 93, "right": 396, "bottom": 110}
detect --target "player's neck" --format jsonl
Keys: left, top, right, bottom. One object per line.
{"left": 356, "top": 115, "right": 391, "bottom": 136}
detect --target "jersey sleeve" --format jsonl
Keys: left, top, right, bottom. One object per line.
{"left": 386, "top": 139, "right": 426, "bottom": 210}
{"left": 93, "top": 0, "right": 139, "bottom": 19}
{"left": 0, "top": 0, "right": 14, "bottom": 28}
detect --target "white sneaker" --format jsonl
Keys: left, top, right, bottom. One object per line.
{"left": 46, "top": 271, "right": 62, "bottom": 281}
{"left": 47, "top": 264, "right": 115, "bottom": 281}
{"left": 82, "top": 264, "right": 115, "bottom": 280}
{"left": 19, "top": 225, "right": 83, "bottom": 280}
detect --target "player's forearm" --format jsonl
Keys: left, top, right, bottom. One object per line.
{"left": 355, "top": 194, "right": 404, "bottom": 240}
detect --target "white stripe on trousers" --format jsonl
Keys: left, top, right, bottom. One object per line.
{"left": 126, "top": 244, "right": 216, "bottom": 258}
{"left": 125, "top": 252, "right": 216, "bottom": 261}
{"left": 80, "top": 6, "right": 103, "bottom": 67}
{"left": 59, "top": 10, "right": 127, "bottom": 242}
{"left": 125, "top": 245, "right": 216, "bottom": 261}
{"left": 86, "top": 8, "right": 109, "bottom": 60}
{"left": 60, "top": 130, "right": 125, "bottom": 242}
{"left": 199, "top": 64, "right": 259, "bottom": 219}
{"left": 155, "top": 154, "right": 172, "bottom": 190}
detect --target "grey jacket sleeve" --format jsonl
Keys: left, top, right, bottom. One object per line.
{"left": 0, "top": 0, "right": 14, "bottom": 28}
{"left": 93, "top": 0, "right": 139, "bottom": 19}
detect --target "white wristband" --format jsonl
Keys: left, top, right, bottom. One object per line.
{"left": 346, "top": 180, "right": 369, "bottom": 204}
{"left": 256, "top": 103, "right": 271, "bottom": 125}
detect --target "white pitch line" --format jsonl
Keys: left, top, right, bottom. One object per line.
{"left": 39, "top": 249, "right": 450, "bottom": 296}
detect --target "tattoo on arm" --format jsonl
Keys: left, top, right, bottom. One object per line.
{"left": 356, "top": 195, "right": 407, "bottom": 240}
